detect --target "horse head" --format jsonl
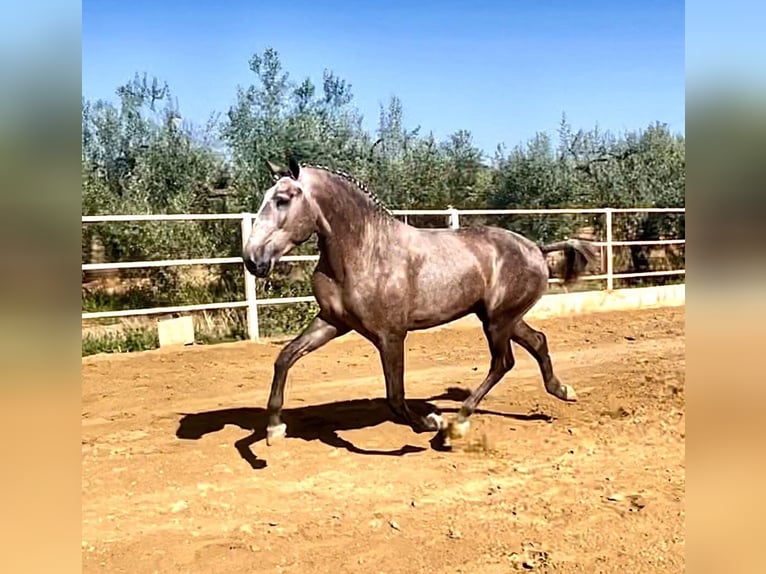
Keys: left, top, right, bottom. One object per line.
{"left": 243, "top": 158, "right": 328, "bottom": 278}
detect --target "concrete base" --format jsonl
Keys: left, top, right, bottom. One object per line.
{"left": 157, "top": 316, "right": 195, "bottom": 347}
{"left": 526, "top": 283, "right": 685, "bottom": 320}
{"left": 432, "top": 284, "right": 685, "bottom": 332}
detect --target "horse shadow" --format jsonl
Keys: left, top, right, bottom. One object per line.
{"left": 175, "top": 386, "right": 554, "bottom": 470}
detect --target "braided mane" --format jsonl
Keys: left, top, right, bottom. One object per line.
{"left": 303, "top": 164, "right": 392, "bottom": 216}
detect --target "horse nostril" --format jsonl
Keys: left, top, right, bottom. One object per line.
{"left": 253, "top": 260, "right": 271, "bottom": 277}
{"left": 243, "top": 255, "right": 272, "bottom": 278}
{"left": 243, "top": 257, "right": 259, "bottom": 276}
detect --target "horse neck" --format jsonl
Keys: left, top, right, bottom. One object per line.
{"left": 312, "top": 188, "right": 399, "bottom": 271}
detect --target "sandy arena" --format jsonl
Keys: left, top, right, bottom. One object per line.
{"left": 82, "top": 306, "right": 685, "bottom": 573}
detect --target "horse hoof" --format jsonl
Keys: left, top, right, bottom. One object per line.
{"left": 426, "top": 412, "right": 447, "bottom": 431}
{"left": 266, "top": 423, "right": 287, "bottom": 445}
{"left": 559, "top": 385, "right": 578, "bottom": 402}
{"left": 447, "top": 418, "right": 470, "bottom": 440}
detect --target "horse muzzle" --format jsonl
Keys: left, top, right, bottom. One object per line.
{"left": 243, "top": 257, "right": 273, "bottom": 278}
{"left": 242, "top": 246, "right": 275, "bottom": 278}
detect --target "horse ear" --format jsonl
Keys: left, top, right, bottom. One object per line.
{"left": 266, "top": 160, "right": 285, "bottom": 181}
{"left": 288, "top": 157, "right": 300, "bottom": 180}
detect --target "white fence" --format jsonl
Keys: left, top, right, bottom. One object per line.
{"left": 81, "top": 207, "right": 685, "bottom": 340}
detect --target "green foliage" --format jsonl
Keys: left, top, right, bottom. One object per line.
{"left": 221, "top": 48, "right": 372, "bottom": 210}
{"left": 82, "top": 326, "right": 159, "bottom": 356}
{"left": 81, "top": 48, "right": 685, "bottom": 354}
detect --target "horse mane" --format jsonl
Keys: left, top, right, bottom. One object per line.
{"left": 303, "top": 164, "right": 393, "bottom": 216}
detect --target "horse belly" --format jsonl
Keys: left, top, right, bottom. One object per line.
{"left": 407, "top": 266, "right": 484, "bottom": 330}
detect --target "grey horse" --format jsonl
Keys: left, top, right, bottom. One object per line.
{"left": 243, "top": 159, "right": 598, "bottom": 446}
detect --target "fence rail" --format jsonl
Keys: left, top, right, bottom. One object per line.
{"left": 82, "top": 207, "right": 685, "bottom": 339}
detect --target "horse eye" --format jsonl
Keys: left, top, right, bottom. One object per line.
{"left": 274, "top": 196, "right": 290, "bottom": 209}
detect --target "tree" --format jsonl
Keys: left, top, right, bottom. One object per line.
{"left": 82, "top": 49, "right": 686, "bottom": 350}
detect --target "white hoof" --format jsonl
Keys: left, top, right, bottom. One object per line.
{"left": 559, "top": 385, "right": 578, "bottom": 402}
{"left": 426, "top": 412, "right": 447, "bottom": 431}
{"left": 266, "top": 423, "right": 287, "bottom": 445}
{"left": 447, "top": 418, "right": 470, "bottom": 440}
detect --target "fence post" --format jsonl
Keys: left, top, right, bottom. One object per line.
{"left": 240, "top": 213, "right": 260, "bottom": 341}
{"left": 605, "top": 208, "right": 614, "bottom": 291}
{"left": 448, "top": 206, "right": 460, "bottom": 229}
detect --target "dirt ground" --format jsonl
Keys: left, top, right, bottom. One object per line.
{"left": 82, "top": 306, "right": 685, "bottom": 573}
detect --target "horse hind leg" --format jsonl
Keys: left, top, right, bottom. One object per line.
{"left": 511, "top": 320, "right": 577, "bottom": 402}
{"left": 446, "top": 319, "right": 516, "bottom": 441}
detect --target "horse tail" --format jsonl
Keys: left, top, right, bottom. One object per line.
{"left": 539, "top": 238, "right": 599, "bottom": 286}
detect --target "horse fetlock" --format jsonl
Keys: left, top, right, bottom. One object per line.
{"left": 266, "top": 423, "right": 287, "bottom": 445}
{"left": 447, "top": 417, "right": 470, "bottom": 440}
{"left": 426, "top": 412, "right": 447, "bottom": 431}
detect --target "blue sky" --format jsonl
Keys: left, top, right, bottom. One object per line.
{"left": 82, "top": 0, "right": 684, "bottom": 156}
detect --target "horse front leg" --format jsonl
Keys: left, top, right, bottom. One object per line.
{"left": 265, "top": 315, "right": 348, "bottom": 445}
{"left": 377, "top": 334, "right": 445, "bottom": 434}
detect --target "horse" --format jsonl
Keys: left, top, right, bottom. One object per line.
{"left": 242, "top": 158, "right": 598, "bottom": 447}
